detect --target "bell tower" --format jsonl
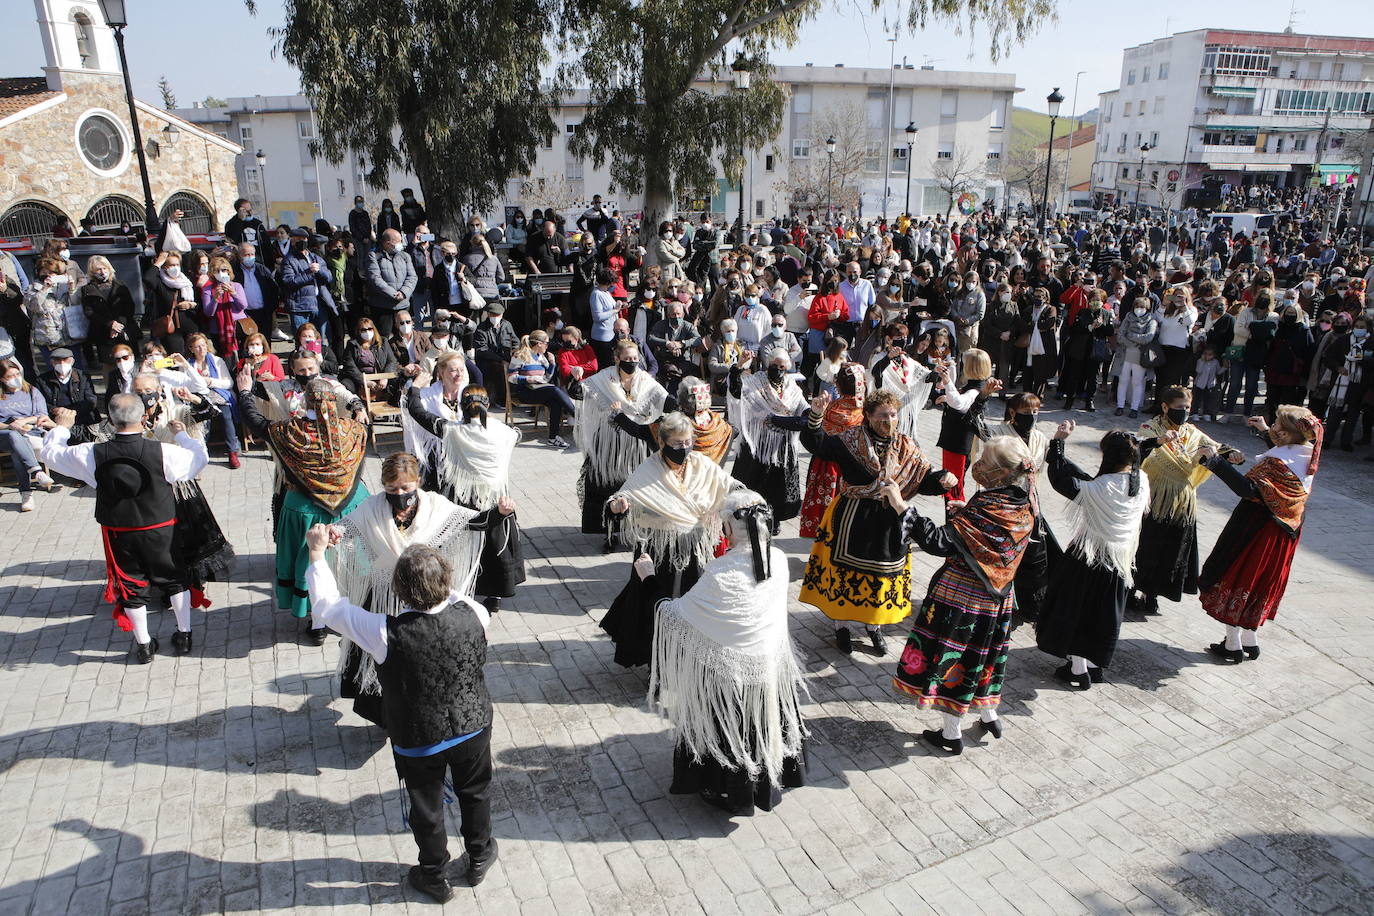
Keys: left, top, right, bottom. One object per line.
{"left": 35, "top": 0, "right": 122, "bottom": 90}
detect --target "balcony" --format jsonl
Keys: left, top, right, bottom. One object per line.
{"left": 1189, "top": 147, "right": 1316, "bottom": 169}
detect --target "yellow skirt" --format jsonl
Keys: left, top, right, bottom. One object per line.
{"left": 799, "top": 498, "right": 913, "bottom": 626}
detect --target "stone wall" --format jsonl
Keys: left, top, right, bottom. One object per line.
{"left": 0, "top": 71, "right": 241, "bottom": 230}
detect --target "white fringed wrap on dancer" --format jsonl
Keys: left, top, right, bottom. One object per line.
{"left": 727, "top": 369, "right": 807, "bottom": 468}
{"left": 612, "top": 451, "right": 741, "bottom": 572}
{"left": 1061, "top": 471, "right": 1151, "bottom": 586}
{"left": 576, "top": 366, "right": 668, "bottom": 487}
{"left": 880, "top": 355, "right": 933, "bottom": 445}
{"left": 437, "top": 420, "right": 518, "bottom": 510}
{"left": 647, "top": 495, "right": 807, "bottom": 784}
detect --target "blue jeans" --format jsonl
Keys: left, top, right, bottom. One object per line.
{"left": 291, "top": 310, "right": 331, "bottom": 341}
{"left": 512, "top": 384, "right": 575, "bottom": 437}
{"left": 2, "top": 429, "right": 41, "bottom": 492}
{"left": 1225, "top": 365, "right": 1263, "bottom": 416}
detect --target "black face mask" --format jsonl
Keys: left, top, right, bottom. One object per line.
{"left": 662, "top": 444, "right": 691, "bottom": 465}
{"left": 766, "top": 365, "right": 785, "bottom": 384}
{"left": 1166, "top": 407, "right": 1189, "bottom": 426}
{"left": 618, "top": 359, "right": 638, "bottom": 374}
{"left": 385, "top": 490, "right": 419, "bottom": 512}
{"left": 295, "top": 373, "right": 316, "bottom": 389}
{"left": 1012, "top": 412, "right": 1036, "bottom": 437}
{"left": 138, "top": 391, "right": 159, "bottom": 409}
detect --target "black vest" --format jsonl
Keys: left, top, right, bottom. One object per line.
{"left": 93, "top": 434, "right": 176, "bottom": 528}
{"left": 378, "top": 603, "right": 492, "bottom": 748}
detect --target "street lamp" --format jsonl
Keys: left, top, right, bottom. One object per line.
{"left": 255, "top": 149, "right": 271, "bottom": 224}
{"left": 825, "top": 135, "right": 837, "bottom": 223}
{"left": 904, "top": 122, "right": 918, "bottom": 217}
{"left": 1040, "top": 87, "right": 1064, "bottom": 233}
{"left": 731, "top": 56, "right": 752, "bottom": 241}
{"left": 1134, "top": 142, "right": 1154, "bottom": 211}
{"left": 98, "top": 0, "right": 160, "bottom": 236}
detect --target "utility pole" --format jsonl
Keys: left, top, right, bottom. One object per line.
{"left": 1355, "top": 118, "right": 1374, "bottom": 246}
{"left": 1309, "top": 107, "right": 1331, "bottom": 227}
{"left": 880, "top": 35, "right": 897, "bottom": 221}
{"left": 1060, "top": 71, "right": 1085, "bottom": 215}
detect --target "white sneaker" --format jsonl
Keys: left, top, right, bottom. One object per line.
{"left": 31, "top": 470, "right": 54, "bottom": 491}
{"left": 271, "top": 329, "right": 292, "bottom": 342}
{"left": 20, "top": 494, "right": 34, "bottom": 512}
{"left": 1215, "top": 414, "right": 1228, "bottom": 424}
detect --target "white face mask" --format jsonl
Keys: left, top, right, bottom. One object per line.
{"left": 2, "top": 378, "right": 20, "bottom": 391}
{"left": 248, "top": 345, "right": 264, "bottom": 356}
{"left": 59, "top": 249, "right": 70, "bottom": 260}
{"left": 54, "top": 362, "right": 73, "bottom": 378}
{"left": 116, "top": 356, "right": 134, "bottom": 370}
{"left": 1000, "top": 293, "right": 1012, "bottom": 303}
{"left": 164, "top": 266, "right": 181, "bottom": 278}
{"left": 199, "top": 264, "right": 210, "bottom": 275}
{"left": 215, "top": 271, "right": 231, "bottom": 284}
{"left": 93, "top": 270, "right": 109, "bottom": 282}
{"left": 360, "top": 330, "right": 374, "bottom": 341}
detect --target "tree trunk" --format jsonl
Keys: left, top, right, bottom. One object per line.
{"left": 640, "top": 147, "right": 676, "bottom": 270}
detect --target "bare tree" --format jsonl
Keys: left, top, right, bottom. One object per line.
{"left": 518, "top": 173, "right": 585, "bottom": 218}
{"left": 930, "top": 145, "right": 985, "bottom": 217}
{"left": 1003, "top": 144, "right": 1066, "bottom": 216}
{"left": 777, "top": 102, "right": 868, "bottom": 217}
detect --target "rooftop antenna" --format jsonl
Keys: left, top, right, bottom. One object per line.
{"left": 1285, "top": 0, "right": 1302, "bottom": 32}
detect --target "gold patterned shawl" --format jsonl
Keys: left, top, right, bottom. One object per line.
{"left": 1139, "top": 416, "right": 1219, "bottom": 524}
{"left": 267, "top": 391, "right": 367, "bottom": 513}
{"left": 835, "top": 425, "right": 931, "bottom": 500}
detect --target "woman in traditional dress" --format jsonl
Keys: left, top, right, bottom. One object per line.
{"left": 647, "top": 489, "right": 807, "bottom": 815}
{"left": 876, "top": 343, "right": 936, "bottom": 446}
{"left": 1131, "top": 386, "right": 1242, "bottom": 615}
{"left": 405, "top": 363, "right": 526, "bottom": 611}
{"left": 601, "top": 412, "right": 742, "bottom": 667}
{"left": 797, "top": 363, "right": 866, "bottom": 539}
{"left": 1035, "top": 424, "right": 1150, "bottom": 689}
{"left": 886, "top": 436, "right": 1037, "bottom": 755}
{"left": 727, "top": 347, "right": 809, "bottom": 532}
{"left": 242, "top": 376, "right": 369, "bottom": 643}
{"left": 610, "top": 376, "right": 735, "bottom": 465}
{"left": 799, "top": 389, "right": 956, "bottom": 655}
{"left": 934, "top": 348, "right": 999, "bottom": 503}
{"left": 574, "top": 337, "right": 668, "bottom": 550}
{"left": 1197, "top": 407, "right": 1322, "bottom": 662}
{"left": 326, "top": 452, "right": 488, "bottom": 726}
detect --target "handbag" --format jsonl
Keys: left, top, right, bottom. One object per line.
{"left": 63, "top": 304, "right": 89, "bottom": 341}
{"left": 459, "top": 276, "right": 486, "bottom": 310}
{"left": 1223, "top": 344, "right": 1244, "bottom": 363}
{"left": 153, "top": 308, "right": 180, "bottom": 339}
{"left": 1092, "top": 336, "right": 1112, "bottom": 362}
{"left": 1144, "top": 341, "right": 1168, "bottom": 369}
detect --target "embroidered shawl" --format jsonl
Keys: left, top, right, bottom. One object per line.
{"left": 266, "top": 392, "right": 366, "bottom": 513}
{"left": 1247, "top": 452, "right": 1310, "bottom": 534}
{"left": 822, "top": 396, "right": 865, "bottom": 435}
{"left": 653, "top": 411, "right": 734, "bottom": 465}
{"left": 835, "top": 425, "right": 931, "bottom": 500}
{"left": 946, "top": 486, "right": 1036, "bottom": 597}
{"left": 575, "top": 366, "right": 667, "bottom": 487}
{"left": 1138, "top": 416, "right": 1218, "bottom": 524}
{"left": 727, "top": 371, "right": 807, "bottom": 467}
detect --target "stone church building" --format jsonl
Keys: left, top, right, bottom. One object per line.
{"left": 0, "top": 1, "right": 241, "bottom": 248}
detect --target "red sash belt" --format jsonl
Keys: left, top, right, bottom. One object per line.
{"left": 101, "top": 520, "right": 176, "bottom": 631}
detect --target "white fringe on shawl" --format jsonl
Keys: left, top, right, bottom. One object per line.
{"left": 648, "top": 546, "right": 807, "bottom": 784}
{"left": 613, "top": 452, "right": 740, "bottom": 572}
{"left": 977, "top": 420, "right": 1050, "bottom": 473}
{"left": 727, "top": 371, "right": 807, "bottom": 468}
{"left": 1061, "top": 471, "right": 1151, "bottom": 586}
{"left": 881, "top": 356, "right": 934, "bottom": 445}
{"left": 330, "top": 490, "right": 483, "bottom": 696}
{"left": 574, "top": 367, "right": 667, "bottom": 487}
{"left": 400, "top": 379, "right": 464, "bottom": 475}
{"left": 438, "top": 420, "right": 518, "bottom": 511}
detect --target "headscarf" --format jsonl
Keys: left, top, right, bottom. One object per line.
{"left": 945, "top": 486, "right": 1035, "bottom": 597}
{"left": 266, "top": 383, "right": 366, "bottom": 512}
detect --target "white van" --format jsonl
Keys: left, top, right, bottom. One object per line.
{"left": 1209, "top": 212, "right": 1275, "bottom": 237}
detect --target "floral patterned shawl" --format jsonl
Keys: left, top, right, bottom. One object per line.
{"left": 266, "top": 387, "right": 366, "bottom": 513}
{"left": 946, "top": 486, "right": 1035, "bottom": 597}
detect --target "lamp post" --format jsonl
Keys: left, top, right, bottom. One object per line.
{"left": 255, "top": 149, "right": 271, "bottom": 224}
{"left": 1060, "top": 70, "right": 1085, "bottom": 215}
{"left": 97, "top": 0, "right": 159, "bottom": 236}
{"left": 903, "top": 122, "right": 917, "bottom": 216}
{"left": 825, "top": 135, "right": 837, "bottom": 223}
{"left": 1040, "top": 87, "right": 1064, "bottom": 233}
{"left": 1134, "top": 142, "right": 1154, "bottom": 211}
{"left": 731, "top": 56, "right": 752, "bottom": 242}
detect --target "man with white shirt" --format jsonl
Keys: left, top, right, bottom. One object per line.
{"left": 304, "top": 525, "right": 497, "bottom": 902}
{"left": 836, "top": 263, "right": 875, "bottom": 345}
{"left": 40, "top": 396, "right": 208, "bottom": 664}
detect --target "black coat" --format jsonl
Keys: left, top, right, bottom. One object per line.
{"left": 36, "top": 369, "right": 99, "bottom": 426}
{"left": 233, "top": 261, "right": 281, "bottom": 314}
{"left": 79, "top": 281, "right": 140, "bottom": 353}
{"left": 340, "top": 340, "right": 398, "bottom": 393}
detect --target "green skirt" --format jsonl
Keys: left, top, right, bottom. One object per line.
{"left": 275, "top": 487, "right": 369, "bottom": 618}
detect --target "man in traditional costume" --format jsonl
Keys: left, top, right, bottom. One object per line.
{"left": 799, "top": 389, "right": 955, "bottom": 655}
{"left": 610, "top": 376, "right": 735, "bottom": 465}
{"left": 1131, "top": 386, "right": 1241, "bottom": 615}
{"left": 886, "top": 436, "right": 1037, "bottom": 755}
{"left": 41, "top": 395, "right": 209, "bottom": 663}
{"left": 326, "top": 452, "right": 490, "bottom": 727}
{"left": 646, "top": 490, "right": 807, "bottom": 815}
{"left": 1197, "top": 408, "right": 1322, "bottom": 662}
{"left": 601, "top": 413, "right": 742, "bottom": 667}
{"left": 240, "top": 377, "right": 369, "bottom": 643}
{"left": 797, "top": 363, "right": 866, "bottom": 539}
{"left": 726, "top": 347, "right": 809, "bottom": 532}
{"left": 1035, "top": 424, "right": 1151, "bottom": 689}
{"left": 574, "top": 337, "right": 667, "bottom": 550}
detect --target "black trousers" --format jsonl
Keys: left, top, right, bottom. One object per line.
{"left": 107, "top": 524, "right": 186, "bottom": 606}
{"left": 590, "top": 338, "right": 616, "bottom": 371}
{"left": 395, "top": 727, "right": 494, "bottom": 875}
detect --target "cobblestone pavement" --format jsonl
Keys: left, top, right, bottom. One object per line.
{"left": 1, "top": 402, "right": 1372, "bottom": 915}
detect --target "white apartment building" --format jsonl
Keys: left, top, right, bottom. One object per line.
{"left": 177, "top": 61, "right": 1016, "bottom": 232}
{"left": 1092, "top": 29, "right": 1374, "bottom": 210}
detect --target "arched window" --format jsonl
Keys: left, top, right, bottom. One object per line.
{"left": 0, "top": 200, "right": 71, "bottom": 248}
{"left": 86, "top": 195, "right": 145, "bottom": 233}
{"left": 72, "top": 12, "right": 98, "bottom": 70}
{"left": 160, "top": 192, "right": 216, "bottom": 235}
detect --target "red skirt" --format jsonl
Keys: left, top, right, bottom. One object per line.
{"left": 1199, "top": 517, "right": 1299, "bottom": 629}
{"left": 799, "top": 458, "right": 840, "bottom": 539}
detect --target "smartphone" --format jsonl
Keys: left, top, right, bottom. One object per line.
{"left": 418, "top": 233, "right": 435, "bottom": 242}
{"left": 154, "top": 357, "right": 176, "bottom": 369}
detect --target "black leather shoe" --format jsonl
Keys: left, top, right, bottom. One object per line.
{"left": 866, "top": 626, "right": 887, "bottom": 656}
{"left": 134, "top": 638, "right": 159, "bottom": 665}
{"left": 921, "top": 729, "right": 964, "bottom": 756}
{"left": 466, "top": 839, "right": 499, "bottom": 887}
{"left": 484, "top": 597, "right": 502, "bottom": 614}
{"left": 306, "top": 627, "right": 327, "bottom": 646}
{"left": 1207, "top": 642, "right": 1244, "bottom": 664}
{"left": 1142, "top": 594, "right": 1161, "bottom": 616}
{"left": 1242, "top": 645, "right": 1260, "bottom": 660}
{"left": 1088, "top": 667, "right": 1106, "bottom": 683}
{"left": 1054, "top": 663, "right": 1091, "bottom": 690}
{"left": 171, "top": 630, "right": 192, "bottom": 655}
{"left": 1083, "top": 402, "right": 1095, "bottom": 412}
{"left": 835, "top": 627, "right": 853, "bottom": 654}
{"left": 977, "top": 718, "right": 1003, "bottom": 739}
{"left": 408, "top": 865, "right": 454, "bottom": 903}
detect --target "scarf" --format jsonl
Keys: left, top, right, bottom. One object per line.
{"left": 439, "top": 419, "right": 518, "bottom": 511}
{"left": 1138, "top": 417, "right": 1216, "bottom": 524}
{"left": 402, "top": 379, "right": 466, "bottom": 471}
{"left": 648, "top": 545, "right": 807, "bottom": 784}
{"left": 614, "top": 452, "right": 738, "bottom": 571}
{"left": 821, "top": 395, "right": 864, "bottom": 435}
{"left": 575, "top": 366, "right": 667, "bottom": 487}
{"left": 331, "top": 490, "right": 482, "bottom": 695}
{"left": 881, "top": 356, "right": 933, "bottom": 444}
{"left": 1061, "top": 471, "right": 1151, "bottom": 584}
{"left": 659, "top": 411, "right": 733, "bottom": 465}
{"left": 835, "top": 424, "right": 930, "bottom": 500}
{"left": 1028, "top": 305, "right": 1047, "bottom": 359}
{"left": 159, "top": 268, "right": 193, "bottom": 295}
{"left": 210, "top": 286, "right": 239, "bottom": 362}
{"left": 1248, "top": 443, "right": 1315, "bottom": 534}
{"left": 266, "top": 391, "right": 366, "bottom": 513}
{"left": 727, "top": 371, "right": 806, "bottom": 467}
{"left": 946, "top": 486, "right": 1035, "bottom": 597}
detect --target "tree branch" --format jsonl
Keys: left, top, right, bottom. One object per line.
{"left": 706, "top": 0, "right": 754, "bottom": 60}
{"left": 731, "top": 0, "right": 817, "bottom": 41}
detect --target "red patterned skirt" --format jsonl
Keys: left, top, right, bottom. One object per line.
{"left": 1199, "top": 511, "right": 1299, "bottom": 630}
{"left": 799, "top": 458, "right": 840, "bottom": 539}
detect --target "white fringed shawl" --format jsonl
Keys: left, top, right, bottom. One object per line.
{"left": 613, "top": 452, "right": 739, "bottom": 571}
{"left": 401, "top": 379, "right": 466, "bottom": 475}
{"left": 881, "top": 356, "right": 933, "bottom": 445}
{"left": 439, "top": 420, "right": 518, "bottom": 511}
{"left": 727, "top": 371, "right": 807, "bottom": 467}
{"left": 1061, "top": 471, "right": 1151, "bottom": 585}
{"left": 575, "top": 367, "right": 667, "bottom": 487}
{"left": 330, "top": 490, "right": 483, "bottom": 695}
{"left": 648, "top": 545, "right": 807, "bottom": 784}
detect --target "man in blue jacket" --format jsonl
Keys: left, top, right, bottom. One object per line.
{"left": 278, "top": 227, "right": 334, "bottom": 339}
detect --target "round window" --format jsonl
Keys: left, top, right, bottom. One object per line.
{"left": 79, "top": 114, "right": 125, "bottom": 171}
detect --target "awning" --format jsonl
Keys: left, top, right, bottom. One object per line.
{"left": 1245, "top": 163, "right": 1290, "bottom": 172}
{"left": 1203, "top": 163, "right": 1246, "bottom": 170}
{"left": 1202, "top": 125, "right": 1260, "bottom": 131}
{"left": 1317, "top": 164, "right": 1357, "bottom": 177}
{"left": 1210, "top": 86, "right": 1257, "bottom": 98}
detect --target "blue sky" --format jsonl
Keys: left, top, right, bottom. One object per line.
{"left": 11, "top": 0, "right": 1370, "bottom": 116}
